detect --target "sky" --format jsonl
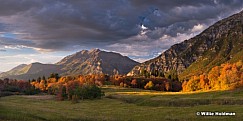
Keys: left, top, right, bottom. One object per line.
{"left": 0, "top": 0, "right": 243, "bottom": 72}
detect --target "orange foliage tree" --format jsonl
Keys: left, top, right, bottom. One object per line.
{"left": 182, "top": 60, "right": 243, "bottom": 92}
{"left": 144, "top": 81, "right": 154, "bottom": 90}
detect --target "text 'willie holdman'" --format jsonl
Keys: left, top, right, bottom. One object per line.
{"left": 196, "top": 112, "right": 236, "bottom": 116}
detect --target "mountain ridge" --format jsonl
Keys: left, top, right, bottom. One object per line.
{"left": 0, "top": 49, "right": 139, "bottom": 80}
{"left": 128, "top": 10, "right": 243, "bottom": 80}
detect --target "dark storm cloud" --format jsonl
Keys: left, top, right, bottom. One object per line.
{"left": 0, "top": 0, "right": 242, "bottom": 56}
{"left": 0, "top": 37, "right": 34, "bottom": 47}
{"left": 0, "top": 0, "right": 40, "bottom": 16}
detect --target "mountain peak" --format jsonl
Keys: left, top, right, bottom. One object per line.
{"left": 90, "top": 48, "right": 100, "bottom": 52}
{"left": 57, "top": 49, "right": 139, "bottom": 75}
{"left": 80, "top": 50, "right": 88, "bottom": 54}
{"left": 89, "top": 48, "right": 101, "bottom": 53}
{"left": 31, "top": 62, "right": 42, "bottom": 65}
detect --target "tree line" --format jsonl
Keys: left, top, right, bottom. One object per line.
{"left": 110, "top": 75, "right": 182, "bottom": 92}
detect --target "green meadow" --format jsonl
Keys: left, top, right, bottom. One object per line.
{"left": 1, "top": 85, "right": 243, "bottom": 121}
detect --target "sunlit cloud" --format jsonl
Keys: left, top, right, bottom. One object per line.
{"left": 191, "top": 24, "right": 207, "bottom": 33}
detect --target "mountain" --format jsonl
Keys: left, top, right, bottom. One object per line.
{"left": 0, "top": 49, "right": 139, "bottom": 80}
{"left": 0, "top": 63, "right": 63, "bottom": 80}
{"left": 128, "top": 11, "right": 243, "bottom": 80}
{"left": 56, "top": 49, "right": 139, "bottom": 75}
{"left": 0, "top": 64, "right": 28, "bottom": 77}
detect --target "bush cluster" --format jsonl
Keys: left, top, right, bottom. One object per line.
{"left": 31, "top": 74, "right": 105, "bottom": 102}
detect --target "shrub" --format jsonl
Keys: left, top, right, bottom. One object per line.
{"left": 23, "top": 87, "right": 41, "bottom": 95}
{"left": 54, "top": 80, "right": 104, "bottom": 101}
{"left": 2, "top": 85, "right": 21, "bottom": 92}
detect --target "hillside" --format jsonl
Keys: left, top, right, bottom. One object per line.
{"left": 128, "top": 10, "right": 243, "bottom": 80}
{"left": 0, "top": 64, "right": 27, "bottom": 77}
{"left": 0, "top": 49, "right": 139, "bottom": 80}
{"left": 0, "top": 63, "right": 63, "bottom": 80}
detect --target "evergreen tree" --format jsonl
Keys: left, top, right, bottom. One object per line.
{"left": 37, "top": 77, "right": 41, "bottom": 83}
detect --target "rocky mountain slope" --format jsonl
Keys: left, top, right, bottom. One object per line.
{"left": 0, "top": 49, "right": 139, "bottom": 80}
{"left": 128, "top": 10, "right": 243, "bottom": 80}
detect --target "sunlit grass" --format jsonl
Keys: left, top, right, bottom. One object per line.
{"left": 103, "top": 85, "right": 243, "bottom": 98}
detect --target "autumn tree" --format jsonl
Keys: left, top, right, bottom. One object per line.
{"left": 131, "top": 79, "right": 137, "bottom": 88}
{"left": 183, "top": 76, "right": 200, "bottom": 91}
{"left": 227, "top": 63, "right": 241, "bottom": 89}
{"left": 182, "top": 81, "right": 188, "bottom": 92}
{"left": 199, "top": 74, "right": 209, "bottom": 90}
{"left": 49, "top": 73, "right": 60, "bottom": 82}
{"left": 144, "top": 81, "right": 154, "bottom": 90}
{"left": 208, "top": 66, "right": 221, "bottom": 90}
{"left": 39, "top": 80, "right": 46, "bottom": 91}
{"left": 37, "top": 77, "right": 41, "bottom": 83}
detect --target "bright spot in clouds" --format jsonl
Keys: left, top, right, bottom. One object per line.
{"left": 191, "top": 24, "right": 206, "bottom": 33}
{"left": 141, "top": 24, "right": 148, "bottom": 30}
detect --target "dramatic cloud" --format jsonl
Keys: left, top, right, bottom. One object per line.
{"left": 0, "top": 0, "right": 243, "bottom": 71}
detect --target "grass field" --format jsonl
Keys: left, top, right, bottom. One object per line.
{"left": 1, "top": 85, "right": 243, "bottom": 121}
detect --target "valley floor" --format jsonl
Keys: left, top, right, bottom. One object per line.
{"left": 1, "top": 85, "right": 243, "bottom": 121}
